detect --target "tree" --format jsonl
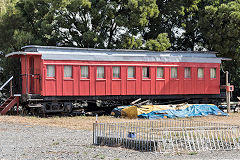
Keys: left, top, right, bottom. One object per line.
{"left": 55, "top": 0, "right": 159, "bottom": 48}
{"left": 199, "top": 0, "right": 240, "bottom": 58}
{"left": 0, "top": 0, "right": 58, "bottom": 53}
{"left": 119, "top": 34, "right": 143, "bottom": 50}
{"left": 146, "top": 33, "right": 171, "bottom": 51}
{"left": 144, "top": 0, "right": 203, "bottom": 51}
{"left": 199, "top": 0, "right": 240, "bottom": 96}
{"left": 0, "top": 0, "right": 163, "bottom": 85}
{"left": 0, "top": 0, "right": 10, "bottom": 16}
{"left": 0, "top": 0, "right": 56, "bottom": 86}
{"left": 0, "top": 0, "right": 160, "bottom": 50}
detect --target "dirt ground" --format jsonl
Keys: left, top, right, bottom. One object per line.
{"left": 1, "top": 114, "right": 240, "bottom": 160}
{"left": 1, "top": 113, "right": 240, "bottom": 130}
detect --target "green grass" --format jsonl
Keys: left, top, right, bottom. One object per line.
{"left": 188, "top": 152, "right": 198, "bottom": 155}
{"left": 94, "top": 154, "right": 105, "bottom": 159}
{"left": 52, "top": 142, "right": 59, "bottom": 145}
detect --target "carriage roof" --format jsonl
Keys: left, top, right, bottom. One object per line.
{"left": 6, "top": 45, "right": 229, "bottom": 63}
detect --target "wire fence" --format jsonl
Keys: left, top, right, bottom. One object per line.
{"left": 93, "top": 119, "right": 240, "bottom": 153}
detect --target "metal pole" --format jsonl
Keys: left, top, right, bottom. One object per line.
{"left": 25, "top": 56, "right": 28, "bottom": 94}
{"left": 226, "top": 71, "right": 231, "bottom": 113}
{"left": 10, "top": 80, "right": 12, "bottom": 96}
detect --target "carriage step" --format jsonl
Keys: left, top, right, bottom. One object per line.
{"left": 0, "top": 96, "right": 20, "bottom": 115}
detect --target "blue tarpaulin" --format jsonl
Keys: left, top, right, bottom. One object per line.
{"left": 111, "top": 104, "right": 228, "bottom": 119}
{"left": 138, "top": 104, "right": 228, "bottom": 120}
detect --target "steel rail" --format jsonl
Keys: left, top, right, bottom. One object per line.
{"left": 0, "top": 76, "right": 13, "bottom": 91}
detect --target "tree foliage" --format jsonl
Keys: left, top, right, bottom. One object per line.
{"left": 146, "top": 33, "right": 171, "bottom": 51}
{"left": 199, "top": 0, "right": 240, "bottom": 58}
{"left": 0, "top": 0, "right": 166, "bottom": 85}
{"left": 145, "top": 0, "right": 203, "bottom": 51}
{"left": 55, "top": 0, "right": 159, "bottom": 48}
{"left": 0, "top": 0, "right": 240, "bottom": 97}
{"left": 199, "top": 0, "right": 240, "bottom": 95}
{"left": 0, "top": 0, "right": 162, "bottom": 50}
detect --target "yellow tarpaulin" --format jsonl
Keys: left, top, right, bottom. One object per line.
{"left": 121, "top": 104, "right": 191, "bottom": 119}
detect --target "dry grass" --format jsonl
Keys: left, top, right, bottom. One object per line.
{"left": 0, "top": 116, "right": 137, "bottom": 130}
{"left": 0, "top": 113, "right": 240, "bottom": 131}
{"left": 182, "top": 113, "right": 240, "bottom": 125}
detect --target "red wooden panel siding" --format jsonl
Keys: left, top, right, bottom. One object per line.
{"left": 112, "top": 80, "right": 121, "bottom": 95}
{"left": 63, "top": 80, "right": 74, "bottom": 96}
{"left": 33, "top": 56, "right": 42, "bottom": 94}
{"left": 45, "top": 80, "right": 56, "bottom": 95}
{"left": 56, "top": 65, "right": 63, "bottom": 96}
{"left": 141, "top": 66, "right": 151, "bottom": 95}
{"left": 197, "top": 79, "right": 205, "bottom": 94}
{"left": 208, "top": 67, "right": 220, "bottom": 94}
{"left": 151, "top": 67, "right": 156, "bottom": 95}
{"left": 191, "top": 67, "right": 197, "bottom": 94}
{"left": 183, "top": 67, "right": 192, "bottom": 94}
{"left": 106, "top": 66, "right": 111, "bottom": 95}
{"left": 20, "top": 56, "right": 27, "bottom": 94}
{"left": 21, "top": 55, "right": 43, "bottom": 95}
{"left": 205, "top": 67, "right": 211, "bottom": 93}
{"left": 111, "top": 66, "right": 121, "bottom": 95}
{"left": 179, "top": 67, "right": 184, "bottom": 94}
{"left": 96, "top": 80, "right": 106, "bottom": 95}
{"left": 156, "top": 80, "right": 165, "bottom": 94}
{"left": 89, "top": 66, "right": 96, "bottom": 96}
{"left": 39, "top": 60, "right": 220, "bottom": 96}
{"left": 95, "top": 66, "right": 106, "bottom": 96}
{"left": 121, "top": 66, "right": 127, "bottom": 95}
{"left": 163, "top": 67, "right": 170, "bottom": 94}
{"left": 79, "top": 65, "right": 90, "bottom": 96}
{"left": 79, "top": 80, "right": 90, "bottom": 96}
{"left": 73, "top": 66, "right": 79, "bottom": 96}
{"left": 135, "top": 67, "right": 141, "bottom": 95}
{"left": 142, "top": 80, "right": 151, "bottom": 95}
{"left": 127, "top": 80, "right": 136, "bottom": 95}
{"left": 169, "top": 67, "right": 179, "bottom": 94}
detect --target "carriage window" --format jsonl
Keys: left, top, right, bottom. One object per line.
{"left": 171, "top": 67, "right": 178, "bottom": 78}
{"left": 64, "top": 65, "right": 72, "bottom": 78}
{"left": 112, "top": 66, "right": 120, "bottom": 78}
{"left": 210, "top": 68, "right": 216, "bottom": 78}
{"left": 47, "top": 65, "right": 55, "bottom": 77}
{"left": 128, "top": 67, "right": 135, "bottom": 78}
{"left": 198, "top": 68, "right": 204, "bottom": 78}
{"left": 142, "top": 67, "right": 150, "bottom": 78}
{"left": 97, "top": 66, "right": 105, "bottom": 78}
{"left": 184, "top": 67, "right": 191, "bottom": 78}
{"left": 157, "top": 67, "right": 164, "bottom": 78}
{"left": 81, "top": 66, "right": 88, "bottom": 78}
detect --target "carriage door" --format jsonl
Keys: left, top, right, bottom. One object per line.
{"left": 29, "top": 57, "right": 35, "bottom": 93}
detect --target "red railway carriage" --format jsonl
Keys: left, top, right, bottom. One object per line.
{"left": 5, "top": 45, "right": 225, "bottom": 114}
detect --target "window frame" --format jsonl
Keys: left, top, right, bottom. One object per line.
{"left": 112, "top": 66, "right": 121, "bottom": 79}
{"left": 80, "top": 66, "right": 89, "bottom": 79}
{"left": 64, "top": 65, "right": 73, "bottom": 79}
{"left": 128, "top": 66, "right": 135, "bottom": 79}
{"left": 96, "top": 66, "right": 105, "bottom": 79}
{"left": 46, "top": 65, "right": 55, "bottom": 78}
{"left": 171, "top": 67, "right": 178, "bottom": 79}
{"left": 210, "top": 68, "right": 217, "bottom": 79}
{"left": 142, "top": 67, "right": 150, "bottom": 79}
{"left": 156, "top": 67, "right": 164, "bottom": 79}
{"left": 184, "top": 67, "right": 191, "bottom": 79}
{"left": 197, "top": 68, "right": 204, "bottom": 79}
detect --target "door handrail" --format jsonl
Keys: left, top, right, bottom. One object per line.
{"left": 0, "top": 76, "right": 13, "bottom": 91}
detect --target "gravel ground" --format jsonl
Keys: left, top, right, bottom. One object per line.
{"left": 1, "top": 122, "right": 240, "bottom": 160}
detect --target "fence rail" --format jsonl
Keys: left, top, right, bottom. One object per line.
{"left": 93, "top": 119, "right": 240, "bottom": 153}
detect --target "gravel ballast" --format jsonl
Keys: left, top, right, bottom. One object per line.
{"left": 1, "top": 122, "right": 240, "bottom": 160}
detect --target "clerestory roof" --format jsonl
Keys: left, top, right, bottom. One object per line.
{"left": 6, "top": 45, "right": 229, "bottom": 63}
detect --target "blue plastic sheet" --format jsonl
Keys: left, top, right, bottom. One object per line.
{"left": 138, "top": 104, "right": 228, "bottom": 120}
